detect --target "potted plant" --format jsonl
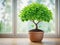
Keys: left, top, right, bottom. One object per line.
{"left": 19, "top": 3, "right": 52, "bottom": 42}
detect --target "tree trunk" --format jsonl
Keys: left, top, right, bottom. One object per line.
{"left": 35, "top": 24, "right": 38, "bottom": 29}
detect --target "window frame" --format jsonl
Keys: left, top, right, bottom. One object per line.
{"left": 58, "top": 0, "right": 60, "bottom": 37}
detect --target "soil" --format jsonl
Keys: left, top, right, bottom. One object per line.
{"left": 29, "top": 29, "right": 44, "bottom": 32}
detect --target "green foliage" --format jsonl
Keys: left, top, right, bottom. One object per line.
{"left": 0, "top": 21, "right": 3, "bottom": 31}
{"left": 19, "top": 3, "right": 53, "bottom": 22}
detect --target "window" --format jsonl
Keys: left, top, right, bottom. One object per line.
{"left": 17, "top": 0, "right": 58, "bottom": 37}
{"left": 0, "top": 0, "right": 59, "bottom": 38}
{"left": 0, "top": 0, "right": 12, "bottom": 34}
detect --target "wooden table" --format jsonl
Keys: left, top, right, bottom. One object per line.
{"left": 0, "top": 38, "right": 60, "bottom": 45}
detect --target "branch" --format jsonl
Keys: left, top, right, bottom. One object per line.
{"left": 37, "top": 21, "right": 40, "bottom": 24}
{"left": 32, "top": 20, "right": 40, "bottom": 25}
{"left": 32, "top": 20, "right": 36, "bottom": 24}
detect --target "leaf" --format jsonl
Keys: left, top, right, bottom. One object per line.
{"left": 19, "top": 3, "right": 53, "bottom": 22}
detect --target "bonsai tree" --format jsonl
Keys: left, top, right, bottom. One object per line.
{"left": 19, "top": 3, "right": 52, "bottom": 30}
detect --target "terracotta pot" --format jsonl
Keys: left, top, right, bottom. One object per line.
{"left": 29, "top": 30, "right": 44, "bottom": 42}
